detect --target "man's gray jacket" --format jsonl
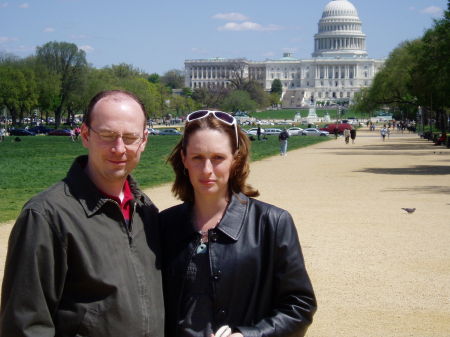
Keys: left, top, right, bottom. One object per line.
{"left": 0, "top": 155, "right": 164, "bottom": 337}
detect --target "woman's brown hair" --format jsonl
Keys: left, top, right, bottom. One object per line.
{"left": 168, "top": 114, "right": 259, "bottom": 202}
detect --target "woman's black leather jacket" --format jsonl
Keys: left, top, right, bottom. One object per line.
{"left": 160, "top": 193, "right": 317, "bottom": 337}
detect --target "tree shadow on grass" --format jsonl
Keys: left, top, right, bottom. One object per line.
{"left": 356, "top": 165, "right": 450, "bottom": 175}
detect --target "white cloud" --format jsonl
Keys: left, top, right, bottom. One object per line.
{"left": 19, "top": 3, "right": 29, "bottom": 8}
{"left": 213, "top": 12, "right": 249, "bottom": 21}
{"left": 43, "top": 27, "right": 55, "bottom": 33}
{"left": 218, "top": 21, "right": 282, "bottom": 32}
{"left": 0, "top": 36, "right": 18, "bottom": 43}
{"left": 420, "top": 6, "right": 443, "bottom": 17}
{"left": 0, "top": 3, "right": 9, "bottom": 8}
{"left": 79, "top": 45, "right": 94, "bottom": 53}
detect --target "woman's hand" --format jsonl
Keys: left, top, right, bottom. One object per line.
{"left": 211, "top": 333, "right": 243, "bottom": 337}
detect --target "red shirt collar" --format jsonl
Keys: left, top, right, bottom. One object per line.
{"left": 100, "top": 179, "right": 134, "bottom": 220}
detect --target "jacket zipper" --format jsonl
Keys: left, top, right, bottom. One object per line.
{"left": 110, "top": 199, "right": 133, "bottom": 245}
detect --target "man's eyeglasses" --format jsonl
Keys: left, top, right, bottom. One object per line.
{"left": 186, "top": 110, "right": 239, "bottom": 149}
{"left": 89, "top": 127, "right": 144, "bottom": 146}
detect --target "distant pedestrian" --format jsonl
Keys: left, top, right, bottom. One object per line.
{"left": 334, "top": 126, "right": 339, "bottom": 140}
{"left": 350, "top": 127, "right": 356, "bottom": 144}
{"left": 343, "top": 128, "right": 350, "bottom": 144}
{"left": 74, "top": 126, "right": 81, "bottom": 140}
{"left": 380, "top": 126, "right": 388, "bottom": 141}
{"left": 0, "top": 127, "right": 5, "bottom": 142}
{"left": 257, "top": 125, "right": 261, "bottom": 140}
{"left": 279, "top": 128, "right": 289, "bottom": 156}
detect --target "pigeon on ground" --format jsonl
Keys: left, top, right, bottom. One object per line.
{"left": 402, "top": 208, "right": 416, "bottom": 214}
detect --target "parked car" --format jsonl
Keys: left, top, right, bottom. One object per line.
{"left": 48, "top": 129, "right": 72, "bottom": 136}
{"left": 28, "top": 125, "right": 52, "bottom": 134}
{"left": 264, "top": 128, "right": 282, "bottom": 135}
{"left": 320, "top": 123, "right": 352, "bottom": 134}
{"left": 158, "top": 128, "right": 182, "bottom": 136}
{"left": 147, "top": 127, "right": 160, "bottom": 135}
{"left": 287, "top": 127, "right": 304, "bottom": 136}
{"left": 246, "top": 128, "right": 265, "bottom": 136}
{"left": 301, "top": 128, "right": 330, "bottom": 136}
{"left": 9, "top": 128, "right": 36, "bottom": 136}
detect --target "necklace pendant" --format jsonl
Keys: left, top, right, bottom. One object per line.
{"left": 196, "top": 242, "right": 207, "bottom": 254}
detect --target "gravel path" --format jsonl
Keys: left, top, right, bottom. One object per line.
{"left": 1, "top": 129, "right": 449, "bottom": 336}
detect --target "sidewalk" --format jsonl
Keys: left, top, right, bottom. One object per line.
{"left": 1, "top": 129, "right": 449, "bottom": 336}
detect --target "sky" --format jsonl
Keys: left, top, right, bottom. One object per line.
{"left": 0, "top": 0, "right": 447, "bottom": 75}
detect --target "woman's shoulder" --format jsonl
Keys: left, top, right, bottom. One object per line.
{"left": 246, "top": 196, "right": 288, "bottom": 217}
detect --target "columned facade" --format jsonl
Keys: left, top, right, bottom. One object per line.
{"left": 184, "top": 0, "right": 385, "bottom": 107}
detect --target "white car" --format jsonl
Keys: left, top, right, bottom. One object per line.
{"left": 301, "top": 128, "right": 330, "bottom": 136}
{"left": 287, "top": 127, "right": 304, "bottom": 136}
{"left": 246, "top": 128, "right": 265, "bottom": 136}
{"left": 256, "top": 120, "right": 273, "bottom": 126}
{"left": 158, "top": 128, "right": 182, "bottom": 135}
{"left": 147, "top": 127, "right": 160, "bottom": 135}
{"left": 264, "top": 128, "right": 282, "bottom": 135}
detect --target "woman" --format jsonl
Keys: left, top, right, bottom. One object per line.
{"left": 160, "top": 110, "right": 316, "bottom": 337}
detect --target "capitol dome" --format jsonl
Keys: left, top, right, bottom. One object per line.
{"left": 312, "top": 0, "right": 367, "bottom": 58}
{"left": 322, "top": 0, "right": 358, "bottom": 18}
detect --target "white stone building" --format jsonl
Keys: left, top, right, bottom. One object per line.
{"left": 184, "top": 0, "right": 385, "bottom": 107}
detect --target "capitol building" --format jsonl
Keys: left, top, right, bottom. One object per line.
{"left": 184, "top": 0, "right": 385, "bottom": 107}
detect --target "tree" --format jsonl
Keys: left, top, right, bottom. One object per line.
{"left": 161, "top": 69, "right": 185, "bottom": 89}
{"left": 30, "top": 58, "right": 61, "bottom": 124}
{"left": 271, "top": 79, "right": 283, "bottom": 95}
{"left": 109, "top": 63, "right": 144, "bottom": 79}
{"left": 220, "top": 90, "right": 257, "bottom": 113}
{"left": 0, "top": 66, "right": 26, "bottom": 125}
{"left": 148, "top": 73, "right": 160, "bottom": 84}
{"left": 36, "top": 41, "right": 87, "bottom": 128}
{"left": 412, "top": 3, "right": 450, "bottom": 130}
{"left": 226, "top": 60, "right": 248, "bottom": 90}
{"left": 192, "top": 87, "right": 229, "bottom": 108}
{"left": 353, "top": 4, "right": 449, "bottom": 128}
{"left": 170, "top": 95, "right": 187, "bottom": 116}
{"left": 243, "top": 80, "right": 270, "bottom": 109}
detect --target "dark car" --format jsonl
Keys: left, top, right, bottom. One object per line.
{"left": 9, "top": 128, "right": 36, "bottom": 136}
{"left": 29, "top": 125, "right": 52, "bottom": 134}
{"left": 48, "top": 129, "right": 72, "bottom": 136}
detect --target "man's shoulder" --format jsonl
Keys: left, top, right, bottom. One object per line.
{"left": 23, "top": 180, "right": 70, "bottom": 213}
{"left": 159, "top": 203, "right": 188, "bottom": 220}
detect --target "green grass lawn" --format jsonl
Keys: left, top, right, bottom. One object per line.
{"left": 0, "top": 134, "right": 329, "bottom": 222}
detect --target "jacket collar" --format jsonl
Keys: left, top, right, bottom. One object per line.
{"left": 216, "top": 192, "right": 249, "bottom": 241}
{"left": 63, "top": 155, "right": 148, "bottom": 217}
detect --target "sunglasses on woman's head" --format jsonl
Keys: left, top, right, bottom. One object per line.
{"left": 186, "top": 110, "right": 239, "bottom": 149}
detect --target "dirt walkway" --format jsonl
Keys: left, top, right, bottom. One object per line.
{"left": 1, "top": 129, "right": 449, "bottom": 336}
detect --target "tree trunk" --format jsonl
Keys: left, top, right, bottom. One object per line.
{"left": 55, "top": 105, "right": 63, "bottom": 129}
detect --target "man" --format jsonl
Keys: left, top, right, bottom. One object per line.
{"left": 343, "top": 127, "right": 350, "bottom": 144}
{"left": 0, "top": 90, "right": 164, "bottom": 337}
{"left": 279, "top": 128, "right": 290, "bottom": 156}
